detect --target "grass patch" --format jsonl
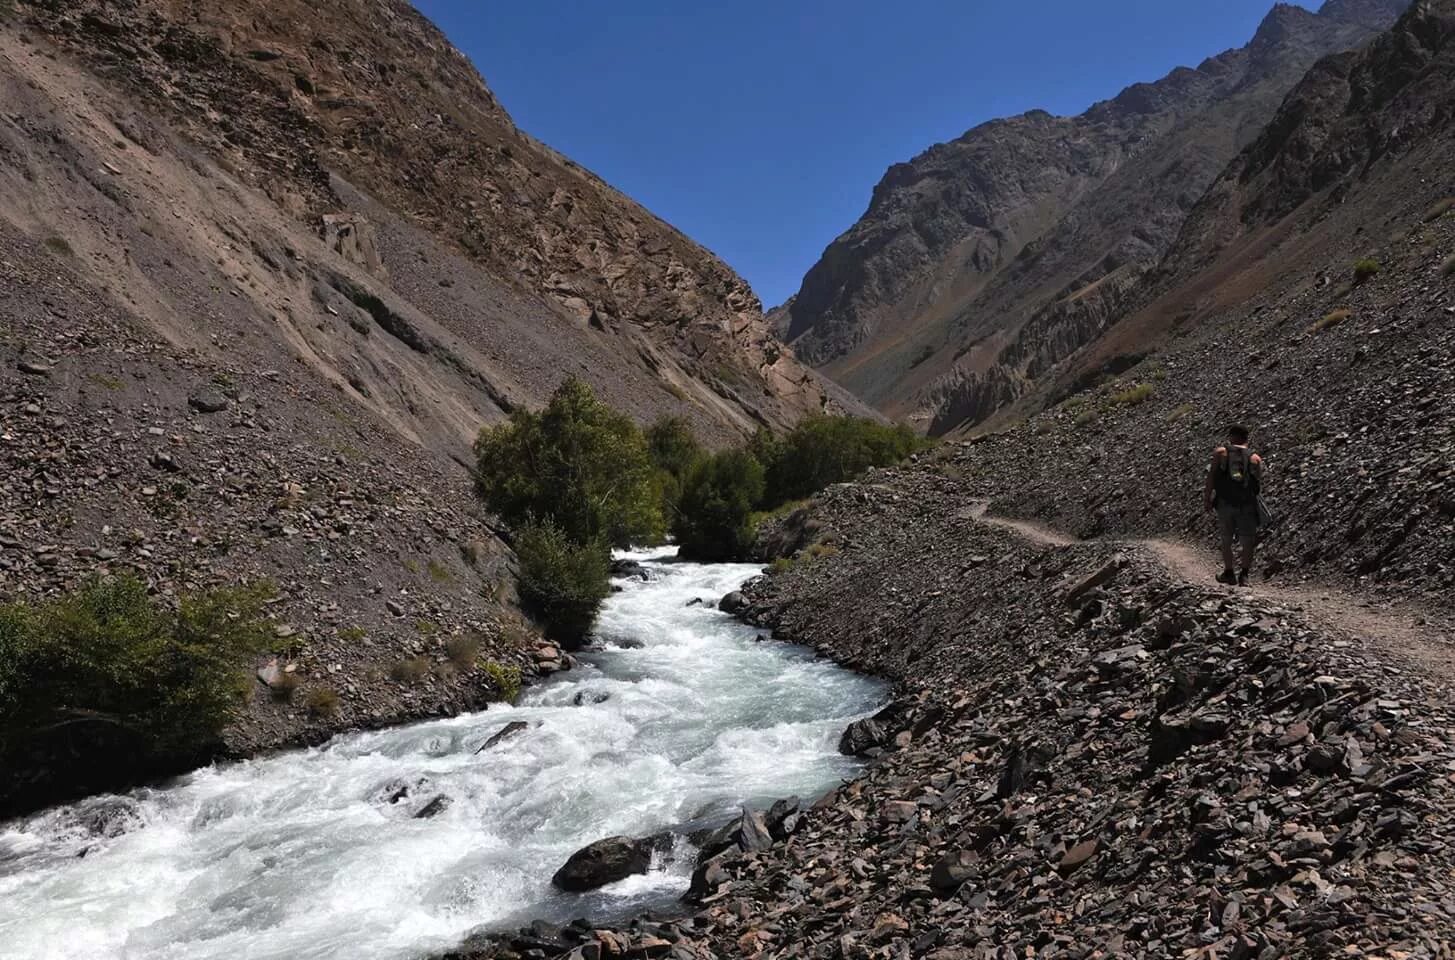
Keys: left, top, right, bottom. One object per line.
{"left": 1312, "top": 308, "right": 1352, "bottom": 333}
{"left": 337, "top": 625, "right": 366, "bottom": 643}
{"left": 43, "top": 236, "right": 74, "bottom": 256}
{"left": 390, "top": 657, "right": 431, "bottom": 685}
{"left": 88, "top": 373, "right": 124, "bottom": 391}
{"left": 1111, "top": 383, "right": 1155, "bottom": 406}
{"left": 1352, "top": 258, "right": 1381, "bottom": 285}
{"left": 803, "top": 542, "right": 839, "bottom": 562}
{"left": 1166, "top": 403, "right": 1196, "bottom": 423}
{"left": 1073, "top": 408, "right": 1098, "bottom": 427}
{"left": 304, "top": 686, "right": 340, "bottom": 718}
{"left": 401, "top": 558, "right": 420, "bottom": 575}
{"left": 414, "top": 619, "right": 438, "bottom": 636}
{"left": 446, "top": 634, "right": 480, "bottom": 670}
{"left": 769, "top": 556, "right": 795, "bottom": 574}
{"left": 426, "top": 560, "right": 453, "bottom": 585}
{"left": 1422, "top": 197, "right": 1455, "bottom": 222}
{"left": 483, "top": 661, "right": 522, "bottom": 703}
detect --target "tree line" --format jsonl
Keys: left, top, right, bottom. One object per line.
{"left": 474, "top": 377, "right": 927, "bottom": 643}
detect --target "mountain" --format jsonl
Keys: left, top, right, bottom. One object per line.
{"left": 0, "top": 0, "right": 861, "bottom": 811}
{"left": 773, "top": 0, "right": 1409, "bottom": 432}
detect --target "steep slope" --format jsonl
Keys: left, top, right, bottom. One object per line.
{"left": 0, "top": 0, "right": 851, "bottom": 813}
{"left": 776, "top": 0, "right": 1407, "bottom": 428}
{"left": 5, "top": 0, "right": 850, "bottom": 451}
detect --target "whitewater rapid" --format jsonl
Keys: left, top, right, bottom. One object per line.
{"left": 0, "top": 549, "right": 885, "bottom": 960}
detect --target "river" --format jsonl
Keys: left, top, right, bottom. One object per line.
{"left": 0, "top": 549, "right": 885, "bottom": 960}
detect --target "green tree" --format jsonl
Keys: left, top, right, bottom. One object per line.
{"left": 673, "top": 449, "right": 767, "bottom": 562}
{"left": 474, "top": 377, "right": 664, "bottom": 547}
{"left": 646, "top": 415, "right": 703, "bottom": 519}
{"left": 513, "top": 520, "right": 612, "bottom": 643}
{"left": 764, "top": 416, "right": 926, "bottom": 507}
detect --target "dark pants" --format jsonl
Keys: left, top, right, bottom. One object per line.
{"left": 1217, "top": 501, "right": 1258, "bottom": 572}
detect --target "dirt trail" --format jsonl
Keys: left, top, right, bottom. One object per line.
{"left": 963, "top": 502, "right": 1455, "bottom": 683}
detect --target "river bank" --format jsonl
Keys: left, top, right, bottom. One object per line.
{"left": 510, "top": 464, "right": 1455, "bottom": 959}
{"left": 0, "top": 551, "right": 884, "bottom": 960}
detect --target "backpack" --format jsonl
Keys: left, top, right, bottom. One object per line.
{"left": 1215, "top": 445, "right": 1259, "bottom": 507}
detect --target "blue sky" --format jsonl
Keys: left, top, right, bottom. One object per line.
{"left": 412, "top": 1, "right": 1317, "bottom": 308}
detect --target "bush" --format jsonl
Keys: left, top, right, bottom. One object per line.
{"left": 445, "top": 634, "right": 481, "bottom": 670}
{"left": 390, "top": 657, "right": 431, "bottom": 685}
{"left": 673, "top": 449, "right": 767, "bottom": 562}
{"left": 0, "top": 576, "right": 272, "bottom": 776}
{"left": 1111, "top": 383, "right": 1155, "bottom": 406}
{"left": 1422, "top": 198, "right": 1454, "bottom": 222}
{"left": 1166, "top": 403, "right": 1196, "bottom": 423}
{"left": 305, "top": 686, "right": 340, "bottom": 718}
{"left": 758, "top": 416, "right": 927, "bottom": 508}
{"left": 43, "top": 236, "right": 73, "bottom": 256}
{"left": 1312, "top": 308, "right": 1352, "bottom": 333}
{"left": 1352, "top": 259, "right": 1381, "bottom": 285}
{"left": 474, "top": 377, "right": 663, "bottom": 547}
{"left": 270, "top": 672, "right": 301, "bottom": 703}
{"left": 513, "top": 519, "right": 611, "bottom": 643}
{"left": 483, "top": 660, "right": 522, "bottom": 703}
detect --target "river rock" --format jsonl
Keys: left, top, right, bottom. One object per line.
{"left": 413, "top": 794, "right": 451, "bottom": 819}
{"left": 838, "top": 717, "right": 886, "bottom": 756}
{"left": 476, "top": 720, "right": 528, "bottom": 753}
{"left": 718, "top": 591, "right": 749, "bottom": 615}
{"left": 551, "top": 836, "right": 652, "bottom": 892}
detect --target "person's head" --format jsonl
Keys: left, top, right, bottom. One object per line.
{"left": 1227, "top": 424, "right": 1250, "bottom": 445}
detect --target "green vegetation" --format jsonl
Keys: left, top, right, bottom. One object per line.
{"left": 270, "top": 672, "right": 300, "bottom": 703}
{"left": 0, "top": 576, "right": 271, "bottom": 768}
{"left": 88, "top": 373, "right": 125, "bottom": 391}
{"left": 646, "top": 415, "right": 703, "bottom": 520}
{"left": 426, "top": 560, "right": 454, "bottom": 585}
{"left": 43, "top": 236, "right": 73, "bottom": 257}
{"left": 1111, "top": 383, "right": 1155, "bottom": 407}
{"left": 673, "top": 449, "right": 766, "bottom": 562}
{"left": 1352, "top": 258, "right": 1381, "bottom": 285}
{"left": 1313, "top": 308, "right": 1352, "bottom": 333}
{"left": 1166, "top": 403, "right": 1196, "bottom": 423}
{"left": 483, "top": 660, "right": 522, "bottom": 703}
{"left": 756, "top": 416, "right": 927, "bottom": 507}
{"left": 338, "top": 625, "right": 367, "bottom": 643}
{"left": 475, "top": 376, "right": 663, "bottom": 547}
{"left": 512, "top": 519, "right": 612, "bottom": 643}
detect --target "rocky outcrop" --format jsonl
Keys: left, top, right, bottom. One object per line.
{"left": 551, "top": 836, "right": 656, "bottom": 892}
{"left": 777, "top": 1, "right": 1407, "bottom": 425}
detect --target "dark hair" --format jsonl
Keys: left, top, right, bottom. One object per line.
{"left": 1227, "top": 424, "right": 1250, "bottom": 444}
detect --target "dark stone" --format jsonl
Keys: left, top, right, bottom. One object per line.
{"left": 718, "top": 591, "right": 749, "bottom": 615}
{"left": 551, "top": 836, "right": 652, "bottom": 892}
{"left": 414, "top": 794, "right": 452, "bottom": 818}
{"left": 838, "top": 718, "right": 885, "bottom": 756}
{"left": 475, "top": 720, "right": 528, "bottom": 753}
{"left": 187, "top": 387, "right": 229, "bottom": 414}
{"left": 765, "top": 796, "right": 802, "bottom": 841}
{"left": 930, "top": 849, "right": 978, "bottom": 891}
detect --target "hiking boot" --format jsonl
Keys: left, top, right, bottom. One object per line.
{"left": 1217, "top": 569, "right": 1237, "bottom": 585}
{"left": 1237, "top": 569, "right": 1250, "bottom": 587}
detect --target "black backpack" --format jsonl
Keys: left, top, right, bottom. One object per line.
{"left": 1215, "top": 445, "right": 1259, "bottom": 507}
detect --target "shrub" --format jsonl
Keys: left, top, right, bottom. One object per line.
{"left": 338, "top": 625, "right": 367, "bottom": 643}
{"left": 446, "top": 634, "right": 481, "bottom": 670}
{"left": 483, "top": 660, "right": 522, "bottom": 703}
{"left": 1166, "top": 403, "right": 1196, "bottom": 423}
{"left": 673, "top": 449, "right": 767, "bottom": 562}
{"left": 513, "top": 519, "right": 611, "bottom": 643}
{"left": 0, "top": 576, "right": 272, "bottom": 764}
{"left": 1352, "top": 259, "right": 1381, "bottom": 285}
{"left": 1312, "top": 308, "right": 1352, "bottom": 333}
{"left": 1111, "top": 383, "right": 1155, "bottom": 406}
{"left": 43, "top": 236, "right": 73, "bottom": 256}
{"left": 474, "top": 377, "right": 663, "bottom": 547}
{"left": 758, "top": 416, "right": 927, "bottom": 508}
{"left": 305, "top": 686, "right": 340, "bottom": 718}
{"left": 1074, "top": 408, "right": 1098, "bottom": 427}
{"left": 426, "top": 560, "right": 453, "bottom": 584}
{"left": 769, "top": 556, "right": 795, "bottom": 574}
{"left": 390, "top": 657, "right": 431, "bottom": 685}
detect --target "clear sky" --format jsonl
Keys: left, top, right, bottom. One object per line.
{"left": 412, "top": 1, "right": 1318, "bottom": 309}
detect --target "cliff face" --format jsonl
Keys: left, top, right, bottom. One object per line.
{"left": 777, "top": 0, "right": 1407, "bottom": 430}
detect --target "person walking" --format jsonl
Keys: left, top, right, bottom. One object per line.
{"left": 1203, "top": 423, "right": 1263, "bottom": 585}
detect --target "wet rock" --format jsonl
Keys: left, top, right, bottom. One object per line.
{"left": 551, "top": 836, "right": 652, "bottom": 892}
{"left": 718, "top": 591, "right": 749, "bottom": 615}
{"left": 838, "top": 717, "right": 886, "bottom": 756}
{"left": 765, "top": 796, "right": 802, "bottom": 841}
{"left": 413, "top": 795, "right": 451, "bottom": 819}
{"left": 475, "top": 720, "right": 528, "bottom": 753}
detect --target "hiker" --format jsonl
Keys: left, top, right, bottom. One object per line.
{"left": 1203, "top": 423, "right": 1263, "bottom": 586}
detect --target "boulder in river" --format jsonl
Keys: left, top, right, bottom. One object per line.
{"left": 551, "top": 836, "right": 653, "bottom": 892}
{"left": 476, "top": 720, "right": 529, "bottom": 753}
{"left": 718, "top": 591, "right": 749, "bottom": 615}
{"left": 837, "top": 717, "right": 886, "bottom": 756}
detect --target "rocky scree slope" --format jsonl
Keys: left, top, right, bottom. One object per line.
{"left": 708, "top": 471, "right": 1452, "bottom": 958}
{"left": 6, "top": 0, "right": 852, "bottom": 449}
{"left": 774, "top": 0, "right": 1406, "bottom": 428}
